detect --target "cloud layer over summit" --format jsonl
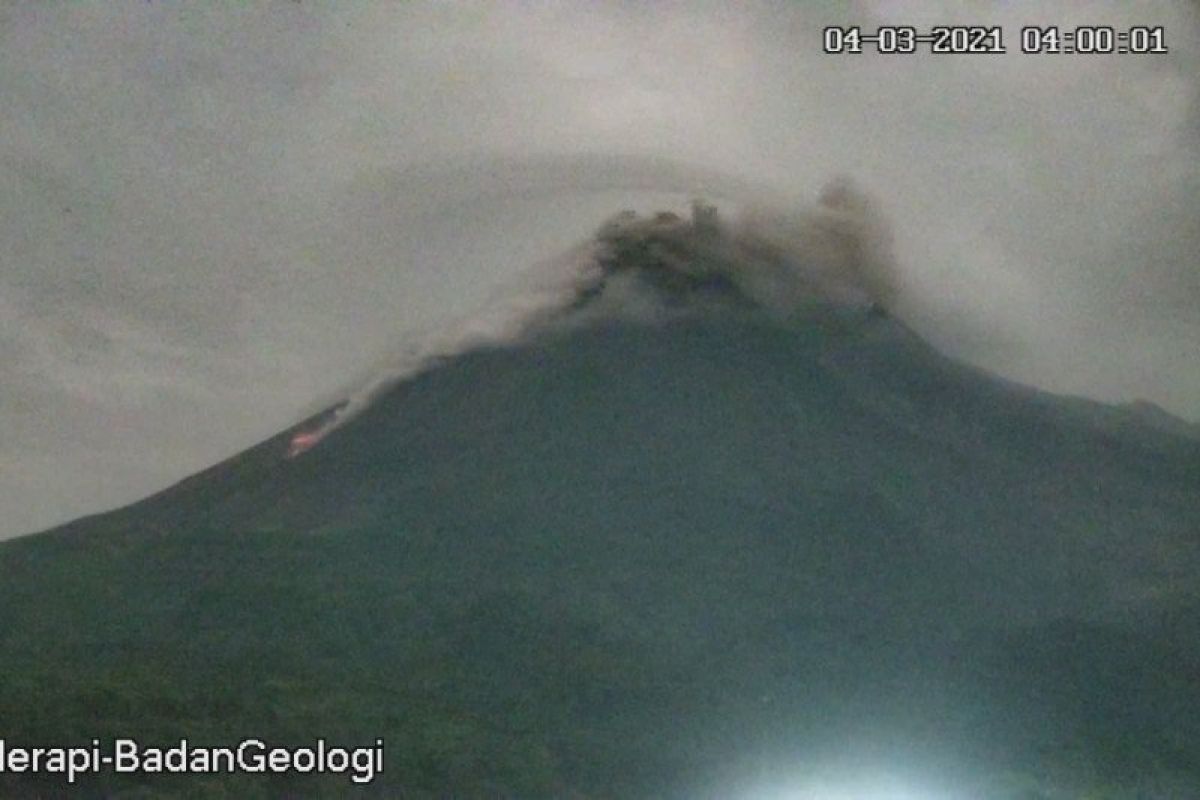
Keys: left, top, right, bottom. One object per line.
{"left": 2, "top": 2, "right": 1198, "bottom": 538}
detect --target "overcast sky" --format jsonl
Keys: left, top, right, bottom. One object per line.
{"left": 2, "top": 1, "right": 1198, "bottom": 539}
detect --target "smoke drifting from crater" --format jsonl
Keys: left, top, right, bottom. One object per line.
{"left": 286, "top": 178, "right": 903, "bottom": 455}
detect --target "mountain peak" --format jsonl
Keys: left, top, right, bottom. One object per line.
{"left": 6, "top": 202, "right": 1196, "bottom": 798}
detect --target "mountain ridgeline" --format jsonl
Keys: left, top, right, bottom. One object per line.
{"left": 1, "top": 202, "right": 1198, "bottom": 798}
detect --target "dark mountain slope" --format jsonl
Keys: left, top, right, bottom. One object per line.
{"left": 1, "top": 238, "right": 1198, "bottom": 797}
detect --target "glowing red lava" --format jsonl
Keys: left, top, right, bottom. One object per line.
{"left": 287, "top": 429, "right": 322, "bottom": 458}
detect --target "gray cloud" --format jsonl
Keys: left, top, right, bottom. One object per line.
{"left": 2, "top": 1, "right": 1198, "bottom": 538}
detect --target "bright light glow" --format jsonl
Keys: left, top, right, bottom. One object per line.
{"left": 735, "top": 760, "right": 961, "bottom": 800}
{"left": 750, "top": 780, "right": 934, "bottom": 800}
{"left": 747, "top": 780, "right": 939, "bottom": 800}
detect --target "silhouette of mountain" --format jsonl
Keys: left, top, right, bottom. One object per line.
{"left": 2, "top": 207, "right": 1197, "bottom": 798}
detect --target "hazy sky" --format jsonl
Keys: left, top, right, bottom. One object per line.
{"left": 3, "top": 1, "right": 1198, "bottom": 539}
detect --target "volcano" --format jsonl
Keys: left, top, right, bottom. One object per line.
{"left": 2, "top": 203, "right": 1198, "bottom": 799}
